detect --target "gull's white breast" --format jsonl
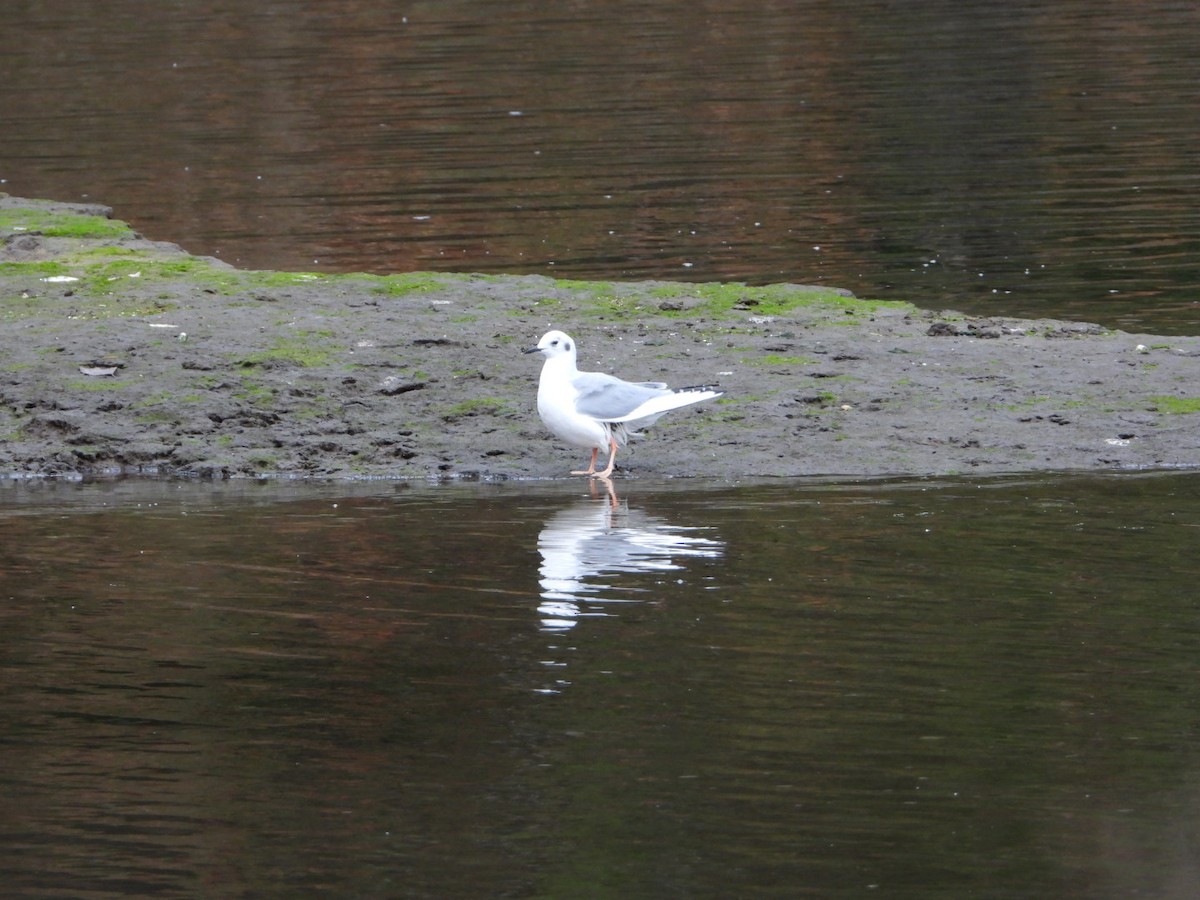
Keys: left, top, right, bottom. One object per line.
{"left": 537, "top": 360, "right": 609, "bottom": 450}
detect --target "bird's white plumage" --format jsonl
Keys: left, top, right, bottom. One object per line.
{"left": 524, "top": 330, "right": 722, "bottom": 477}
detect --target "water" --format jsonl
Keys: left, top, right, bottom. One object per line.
{"left": 2, "top": 474, "right": 1200, "bottom": 897}
{"left": 4, "top": 4, "right": 1200, "bottom": 893}
{"left": 2, "top": 1, "right": 1199, "bottom": 332}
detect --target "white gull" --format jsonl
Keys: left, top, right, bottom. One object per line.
{"left": 523, "top": 329, "right": 723, "bottom": 478}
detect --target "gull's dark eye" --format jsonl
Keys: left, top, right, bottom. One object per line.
{"left": 550, "top": 339, "right": 558, "bottom": 346}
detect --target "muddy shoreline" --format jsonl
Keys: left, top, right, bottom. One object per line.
{"left": 2, "top": 194, "right": 1199, "bottom": 481}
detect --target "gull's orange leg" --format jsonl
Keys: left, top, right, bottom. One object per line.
{"left": 570, "top": 447, "right": 599, "bottom": 476}
{"left": 594, "top": 437, "right": 619, "bottom": 479}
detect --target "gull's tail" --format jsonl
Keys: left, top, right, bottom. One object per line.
{"left": 610, "top": 385, "right": 724, "bottom": 427}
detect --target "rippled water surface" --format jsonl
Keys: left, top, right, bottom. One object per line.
{"left": 2, "top": 474, "right": 1200, "bottom": 897}
{"left": 2, "top": 1, "right": 1199, "bottom": 332}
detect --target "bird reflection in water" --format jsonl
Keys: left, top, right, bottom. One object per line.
{"left": 535, "top": 478, "right": 724, "bottom": 632}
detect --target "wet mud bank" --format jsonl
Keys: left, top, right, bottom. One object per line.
{"left": 3, "top": 194, "right": 1200, "bottom": 481}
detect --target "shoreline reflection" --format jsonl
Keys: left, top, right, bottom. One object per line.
{"left": 535, "top": 480, "right": 724, "bottom": 632}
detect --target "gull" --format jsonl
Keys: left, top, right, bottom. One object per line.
{"left": 523, "top": 329, "right": 723, "bottom": 478}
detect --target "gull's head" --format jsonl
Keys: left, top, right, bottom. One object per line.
{"left": 523, "top": 330, "right": 576, "bottom": 361}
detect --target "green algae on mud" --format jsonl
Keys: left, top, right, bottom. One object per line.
{"left": 0, "top": 194, "right": 897, "bottom": 327}
{"left": 3, "top": 193, "right": 1200, "bottom": 480}
{"left": 1148, "top": 396, "right": 1200, "bottom": 415}
{"left": 647, "top": 280, "right": 912, "bottom": 319}
{"left": 0, "top": 207, "right": 137, "bottom": 241}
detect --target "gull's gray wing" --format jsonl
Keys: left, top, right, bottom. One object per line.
{"left": 572, "top": 371, "right": 668, "bottom": 421}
